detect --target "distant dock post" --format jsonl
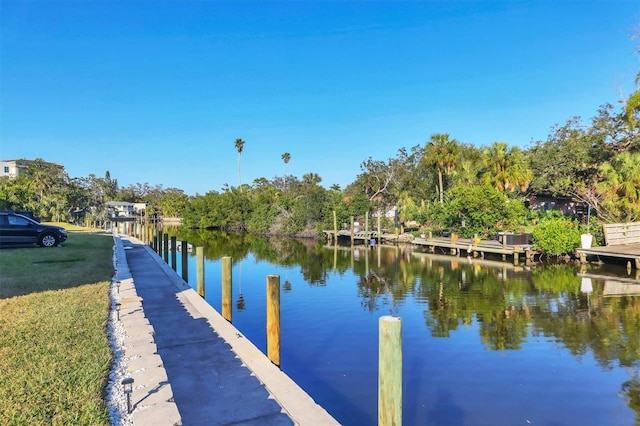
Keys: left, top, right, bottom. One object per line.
{"left": 267, "top": 274, "right": 281, "bottom": 366}
{"left": 379, "top": 315, "right": 402, "bottom": 426}
{"left": 222, "top": 256, "right": 232, "bottom": 322}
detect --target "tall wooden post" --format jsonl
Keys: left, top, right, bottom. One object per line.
{"left": 163, "top": 234, "right": 169, "bottom": 264}
{"left": 379, "top": 315, "right": 402, "bottom": 426}
{"left": 222, "top": 256, "right": 232, "bottom": 322}
{"left": 196, "top": 247, "right": 205, "bottom": 297}
{"left": 170, "top": 236, "right": 177, "bottom": 271}
{"left": 377, "top": 215, "right": 381, "bottom": 244}
{"left": 156, "top": 230, "right": 162, "bottom": 253}
{"left": 365, "top": 211, "right": 369, "bottom": 233}
{"left": 350, "top": 215, "right": 355, "bottom": 246}
{"left": 267, "top": 274, "right": 281, "bottom": 366}
{"left": 181, "top": 240, "right": 189, "bottom": 283}
{"left": 333, "top": 210, "right": 338, "bottom": 245}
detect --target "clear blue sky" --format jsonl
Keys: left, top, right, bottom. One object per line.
{"left": 1, "top": 1, "right": 638, "bottom": 195}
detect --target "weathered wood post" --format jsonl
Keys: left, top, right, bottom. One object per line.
{"left": 152, "top": 235, "right": 158, "bottom": 253}
{"left": 350, "top": 215, "right": 355, "bottom": 246}
{"left": 156, "top": 230, "right": 162, "bottom": 253}
{"left": 222, "top": 256, "right": 232, "bottom": 322}
{"left": 267, "top": 274, "right": 281, "bottom": 366}
{"left": 181, "top": 240, "right": 189, "bottom": 283}
{"left": 333, "top": 210, "right": 338, "bottom": 245}
{"left": 196, "top": 247, "right": 205, "bottom": 297}
{"left": 379, "top": 315, "right": 402, "bottom": 426}
{"left": 365, "top": 211, "right": 369, "bottom": 233}
{"left": 170, "top": 236, "right": 177, "bottom": 271}
{"left": 377, "top": 215, "right": 382, "bottom": 244}
{"left": 163, "top": 233, "right": 169, "bottom": 264}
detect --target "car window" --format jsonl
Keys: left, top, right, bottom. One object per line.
{"left": 8, "top": 215, "right": 31, "bottom": 226}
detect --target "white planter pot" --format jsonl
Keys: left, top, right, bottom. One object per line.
{"left": 581, "top": 233, "right": 593, "bottom": 249}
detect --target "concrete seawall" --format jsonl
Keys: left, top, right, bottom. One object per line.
{"left": 112, "top": 234, "right": 340, "bottom": 425}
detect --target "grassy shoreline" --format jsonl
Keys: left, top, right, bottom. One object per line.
{"left": 0, "top": 227, "right": 114, "bottom": 425}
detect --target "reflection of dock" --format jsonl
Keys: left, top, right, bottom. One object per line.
{"left": 411, "top": 251, "right": 527, "bottom": 273}
{"left": 578, "top": 272, "right": 640, "bottom": 296}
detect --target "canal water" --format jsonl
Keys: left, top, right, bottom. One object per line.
{"left": 168, "top": 230, "right": 640, "bottom": 425}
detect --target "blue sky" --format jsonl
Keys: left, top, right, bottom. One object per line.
{"left": 1, "top": 1, "right": 638, "bottom": 195}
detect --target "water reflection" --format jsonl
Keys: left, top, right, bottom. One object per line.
{"left": 169, "top": 229, "right": 640, "bottom": 425}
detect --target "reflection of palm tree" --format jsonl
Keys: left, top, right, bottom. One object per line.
{"left": 621, "top": 373, "right": 640, "bottom": 423}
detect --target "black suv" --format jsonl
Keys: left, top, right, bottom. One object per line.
{"left": 0, "top": 211, "right": 68, "bottom": 247}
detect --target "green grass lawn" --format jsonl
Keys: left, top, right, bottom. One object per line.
{"left": 0, "top": 228, "right": 114, "bottom": 425}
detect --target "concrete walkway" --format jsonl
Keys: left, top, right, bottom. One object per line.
{"left": 113, "top": 235, "right": 339, "bottom": 426}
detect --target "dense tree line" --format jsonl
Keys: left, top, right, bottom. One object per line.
{"left": 1, "top": 75, "right": 638, "bottom": 251}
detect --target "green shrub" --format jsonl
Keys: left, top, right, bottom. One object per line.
{"left": 532, "top": 216, "right": 581, "bottom": 255}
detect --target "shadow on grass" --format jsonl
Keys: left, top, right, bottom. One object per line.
{"left": 0, "top": 231, "right": 115, "bottom": 299}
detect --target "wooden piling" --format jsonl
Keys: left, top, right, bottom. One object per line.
{"left": 267, "top": 274, "right": 281, "bottom": 366}
{"left": 333, "top": 210, "right": 338, "bottom": 245}
{"left": 163, "top": 234, "right": 169, "bottom": 263}
{"left": 350, "top": 215, "right": 355, "bottom": 246}
{"left": 181, "top": 240, "right": 189, "bottom": 283}
{"left": 170, "top": 236, "right": 177, "bottom": 271}
{"left": 222, "top": 256, "right": 232, "bottom": 322}
{"left": 379, "top": 315, "right": 402, "bottom": 426}
{"left": 156, "top": 230, "right": 162, "bottom": 253}
{"left": 196, "top": 247, "right": 205, "bottom": 297}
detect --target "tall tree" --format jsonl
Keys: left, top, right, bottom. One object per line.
{"left": 281, "top": 152, "right": 291, "bottom": 190}
{"left": 481, "top": 142, "right": 533, "bottom": 194}
{"left": 234, "top": 138, "right": 246, "bottom": 187}
{"left": 422, "top": 133, "right": 460, "bottom": 203}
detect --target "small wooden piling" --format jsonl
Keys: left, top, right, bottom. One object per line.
{"left": 196, "top": 247, "right": 205, "bottom": 297}
{"left": 170, "top": 236, "right": 177, "bottom": 271}
{"left": 333, "top": 210, "right": 338, "bottom": 245}
{"left": 267, "top": 274, "right": 281, "bottom": 366}
{"left": 222, "top": 256, "right": 232, "bottom": 322}
{"left": 181, "top": 240, "right": 189, "bottom": 283}
{"left": 379, "top": 315, "right": 402, "bottom": 426}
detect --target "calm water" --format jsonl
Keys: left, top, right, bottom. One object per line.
{"left": 167, "top": 230, "right": 640, "bottom": 426}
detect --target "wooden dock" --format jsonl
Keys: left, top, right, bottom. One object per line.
{"left": 323, "top": 230, "right": 536, "bottom": 266}
{"left": 577, "top": 222, "right": 640, "bottom": 269}
{"left": 411, "top": 236, "right": 535, "bottom": 266}
{"left": 577, "top": 244, "right": 640, "bottom": 269}
{"left": 323, "top": 230, "right": 381, "bottom": 244}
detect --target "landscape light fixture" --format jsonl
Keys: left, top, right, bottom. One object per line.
{"left": 122, "top": 377, "right": 134, "bottom": 413}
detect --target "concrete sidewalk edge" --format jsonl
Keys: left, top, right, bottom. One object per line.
{"left": 119, "top": 235, "right": 340, "bottom": 426}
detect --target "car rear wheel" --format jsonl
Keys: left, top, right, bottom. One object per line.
{"left": 39, "top": 233, "right": 59, "bottom": 247}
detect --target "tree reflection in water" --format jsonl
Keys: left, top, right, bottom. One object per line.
{"left": 169, "top": 229, "right": 640, "bottom": 421}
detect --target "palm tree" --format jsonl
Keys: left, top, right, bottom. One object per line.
{"left": 281, "top": 152, "right": 291, "bottom": 190}
{"left": 422, "top": 133, "right": 460, "bottom": 203}
{"left": 481, "top": 142, "right": 532, "bottom": 194}
{"left": 234, "top": 138, "right": 245, "bottom": 187}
